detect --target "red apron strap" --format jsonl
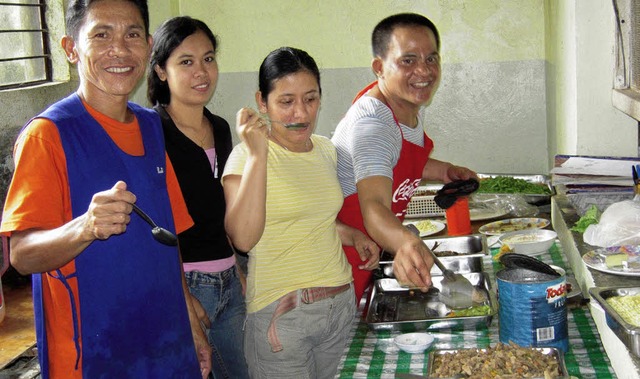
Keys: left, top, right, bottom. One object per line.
{"left": 352, "top": 81, "right": 378, "bottom": 104}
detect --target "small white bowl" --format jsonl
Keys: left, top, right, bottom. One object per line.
{"left": 499, "top": 229, "right": 557, "bottom": 256}
{"left": 393, "top": 332, "right": 435, "bottom": 354}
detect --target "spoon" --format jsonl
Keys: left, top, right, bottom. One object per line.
{"left": 267, "top": 119, "right": 310, "bottom": 130}
{"left": 131, "top": 203, "right": 178, "bottom": 246}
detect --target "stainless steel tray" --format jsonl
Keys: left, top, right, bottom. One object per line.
{"left": 476, "top": 173, "right": 555, "bottom": 204}
{"left": 365, "top": 273, "right": 496, "bottom": 332}
{"left": 380, "top": 234, "right": 488, "bottom": 277}
{"left": 426, "top": 346, "right": 569, "bottom": 378}
{"left": 589, "top": 286, "right": 640, "bottom": 357}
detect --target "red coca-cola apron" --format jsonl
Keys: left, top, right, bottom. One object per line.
{"left": 338, "top": 81, "right": 434, "bottom": 302}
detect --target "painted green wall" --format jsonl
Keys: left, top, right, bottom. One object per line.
{"left": 153, "top": 0, "right": 544, "bottom": 72}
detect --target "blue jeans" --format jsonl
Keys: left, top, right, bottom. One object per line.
{"left": 185, "top": 267, "right": 249, "bottom": 379}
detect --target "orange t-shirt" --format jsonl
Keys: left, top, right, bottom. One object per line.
{"left": 0, "top": 101, "right": 192, "bottom": 378}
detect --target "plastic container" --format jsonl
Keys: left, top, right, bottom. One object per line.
{"left": 445, "top": 197, "right": 471, "bottom": 236}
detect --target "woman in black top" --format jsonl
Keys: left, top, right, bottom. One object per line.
{"left": 147, "top": 16, "right": 249, "bottom": 379}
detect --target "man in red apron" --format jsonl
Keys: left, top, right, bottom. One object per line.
{"left": 333, "top": 13, "right": 476, "bottom": 302}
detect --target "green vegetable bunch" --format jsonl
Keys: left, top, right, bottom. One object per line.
{"left": 570, "top": 204, "right": 600, "bottom": 233}
{"left": 477, "top": 176, "right": 551, "bottom": 194}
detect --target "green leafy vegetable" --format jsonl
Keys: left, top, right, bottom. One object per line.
{"left": 446, "top": 305, "right": 491, "bottom": 317}
{"left": 477, "top": 176, "right": 551, "bottom": 194}
{"left": 570, "top": 204, "right": 600, "bottom": 233}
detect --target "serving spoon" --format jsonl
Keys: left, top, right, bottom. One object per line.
{"left": 131, "top": 203, "right": 178, "bottom": 246}
{"left": 405, "top": 224, "right": 477, "bottom": 309}
{"left": 267, "top": 119, "right": 310, "bottom": 130}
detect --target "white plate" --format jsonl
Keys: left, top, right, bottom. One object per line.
{"left": 469, "top": 207, "right": 509, "bottom": 222}
{"left": 582, "top": 246, "right": 640, "bottom": 277}
{"left": 404, "top": 220, "right": 446, "bottom": 237}
{"left": 479, "top": 218, "right": 550, "bottom": 236}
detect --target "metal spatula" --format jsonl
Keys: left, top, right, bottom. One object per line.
{"left": 406, "top": 224, "right": 475, "bottom": 309}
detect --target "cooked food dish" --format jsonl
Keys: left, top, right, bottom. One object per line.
{"left": 477, "top": 176, "right": 551, "bottom": 195}
{"left": 606, "top": 294, "right": 640, "bottom": 327}
{"left": 404, "top": 220, "right": 445, "bottom": 237}
{"left": 412, "top": 188, "right": 438, "bottom": 196}
{"left": 493, "top": 244, "right": 514, "bottom": 262}
{"left": 479, "top": 218, "right": 549, "bottom": 235}
{"left": 431, "top": 343, "right": 562, "bottom": 378}
{"left": 446, "top": 305, "right": 491, "bottom": 318}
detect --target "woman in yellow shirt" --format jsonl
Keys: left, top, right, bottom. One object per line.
{"left": 223, "top": 47, "right": 379, "bottom": 379}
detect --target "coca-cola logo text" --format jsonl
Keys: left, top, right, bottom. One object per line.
{"left": 392, "top": 178, "right": 421, "bottom": 203}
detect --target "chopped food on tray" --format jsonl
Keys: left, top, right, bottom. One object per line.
{"left": 431, "top": 342, "right": 562, "bottom": 379}
{"left": 477, "top": 176, "right": 551, "bottom": 195}
{"left": 446, "top": 305, "right": 491, "bottom": 318}
{"left": 434, "top": 250, "right": 467, "bottom": 257}
{"left": 606, "top": 294, "right": 640, "bottom": 327}
{"left": 412, "top": 188, "right": 438, "bottom": 196}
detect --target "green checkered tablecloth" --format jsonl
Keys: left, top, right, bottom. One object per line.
{"left": 335, "top": 242, "right": 617, "bottom": 379}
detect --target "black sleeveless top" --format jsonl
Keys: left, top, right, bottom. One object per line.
{"left": 156, "top": 105, "right": 234, "bottom": 263}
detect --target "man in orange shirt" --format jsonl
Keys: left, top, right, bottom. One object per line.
{"left": 0, "top": 0, "right": 211, "bottom": 378}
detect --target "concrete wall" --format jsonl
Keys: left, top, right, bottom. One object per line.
{"left": 129, "top": 0, "right": 552, "bottom": 174}
{"left": 545, "top": 0, "right": 638, "bottom": 164}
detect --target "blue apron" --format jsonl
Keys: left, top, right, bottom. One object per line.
{"left": 32, "top": 94, "right": 199, "bottom": 378}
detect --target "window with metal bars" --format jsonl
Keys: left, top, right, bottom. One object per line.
{"left": 0, "top": 0, "right": 52, "bottom": 90}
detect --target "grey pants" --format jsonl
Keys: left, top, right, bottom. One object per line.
{"left": 244, "top": 285, "right": 356, "bottom": 379}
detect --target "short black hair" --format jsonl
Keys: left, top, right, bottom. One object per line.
{"left": 372, "top": 13, "right": 440, "bottom": 58}
{"left": 258, "top": 47, "right": 321, "bottom": 102}
{"left": 147, "top": 16, "right": 218, "bottom": 106}
{"left": 65, "top": 0, "right": 150, "bottom": 40}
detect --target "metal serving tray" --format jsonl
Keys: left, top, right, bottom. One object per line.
{"left": 589, "top": 286, "right": 640, "bottom": 357}
{"left": 476, "top": 173, "right": 555, "bottom": 204}
{"left": 426, "top": 346, "right": 569, "bottom": 378}
{"left": 365, "top": 273, "right": 497, "bottom": 332}
{"left": 379, "top": 234, "right": 488, "bottom": 277}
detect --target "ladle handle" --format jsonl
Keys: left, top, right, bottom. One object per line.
{"left": 131, "top": 203, "right": 158, "bottom": 228}
{"left": 405, "top": 224, "right": 455, "bottom": 280}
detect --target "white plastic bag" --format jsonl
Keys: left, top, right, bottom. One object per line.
{"left": 583, "top": 199, "right": 640, "bottom": 247}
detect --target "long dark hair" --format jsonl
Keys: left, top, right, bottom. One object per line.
{"left": 147, "top": 16, "right": 218, "bottom": 106}
{"left": 258, "top": 47, "right": 321, "bottom": 102}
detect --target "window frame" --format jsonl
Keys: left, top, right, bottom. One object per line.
{"left": 0, "top": 0, "right": 53, "bottom": 90}
{"left": 612, "top": 0, "right": 640, "bottom": 121}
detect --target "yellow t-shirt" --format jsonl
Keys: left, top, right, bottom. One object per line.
{"left": 223, "top": 135, "right": 352, "bottom": 313}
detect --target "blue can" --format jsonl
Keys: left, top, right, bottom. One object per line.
{"left": 496, "top": 267, "right": 568, "bottom": 352}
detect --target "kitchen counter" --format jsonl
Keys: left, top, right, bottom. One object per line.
{"left": 336, "top": 204, "right": 618, "bottom": 378}
{"left": 552, "top": 194, "right": 640, "bottom": 378}
{"left": 335, "top": 241, "right": 615, "bottom": 378}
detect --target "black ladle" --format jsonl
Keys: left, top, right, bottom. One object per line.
{"left": 131, "top": 203, "right": 178, "bottom": 246}
{"left": 500, "top": 253, "right": 560, "bottom": 277}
